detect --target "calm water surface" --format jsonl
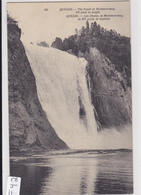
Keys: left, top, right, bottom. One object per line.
{"left": 10, "top": 149, "right": 133, "bottom": 195}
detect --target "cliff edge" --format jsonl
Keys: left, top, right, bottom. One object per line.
{"left": 8, "top": 16, "right": 68, "bottom": 151}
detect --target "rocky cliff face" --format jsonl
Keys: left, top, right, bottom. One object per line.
{"left": 86, "top": 47, "right": 132, "bottom": 129}
{"left": 50, "top": 38, "right": 132, "bottom": 130}
{"left": 8, "top": 17, "right": 68, "bottom": 151}
{"left": 51, "top": 21, "right": 132, "bottom": 130}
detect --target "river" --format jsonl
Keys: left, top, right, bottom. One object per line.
{"left": 10, "top": 149, "right": 133, "bottom": 195}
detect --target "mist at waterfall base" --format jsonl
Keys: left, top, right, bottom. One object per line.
{"left": 25, "top": 43, "right": 132, "bottom": 150}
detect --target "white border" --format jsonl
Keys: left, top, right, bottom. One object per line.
{"left": 131, "top": 0, "right": 141, "bottom": 194}
{"left": 2, "top": 0, "right": 140, "bottom": 194}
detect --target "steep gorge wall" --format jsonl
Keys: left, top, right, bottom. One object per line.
{"left": 8, "top": 17, "right": 68, "bottom": 151}
{"left": 51, "top": 36, "right": 132, "bottom": 130}
{"left": 86, "top": 47, "right": 132, "bottom": 129}
{"left": 51, "top": 31, "right": 132, "bottom": 130}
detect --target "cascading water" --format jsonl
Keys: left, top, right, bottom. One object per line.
{"left": 25, "top": 43, "right": 98, "bottom": 148}
{"left": 24, "top": 43, "right": 132, "bottom": 149}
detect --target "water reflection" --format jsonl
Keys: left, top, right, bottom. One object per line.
{"left": 39, "top": 154, "right": 97, "bottom": 195}
{"left": 10, "top": 150, "right": 133, "bottom": 195}
{"left": 10, "top": 164, "right": 52, "bottom": 195}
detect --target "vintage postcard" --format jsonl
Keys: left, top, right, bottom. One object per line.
{"left": 7, "top": 1, "right": 133, "bottom": 194}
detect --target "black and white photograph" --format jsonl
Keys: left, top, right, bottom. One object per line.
{"left": 7, "top": 1, "right": 133, "bottom": 194}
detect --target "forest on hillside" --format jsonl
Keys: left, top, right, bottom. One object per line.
{"left": 51, "top": 21, "right": 131, "bottom": 87}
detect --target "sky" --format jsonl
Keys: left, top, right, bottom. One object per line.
{"left": 7, "top": 1, "right": 131, "bottom": 45}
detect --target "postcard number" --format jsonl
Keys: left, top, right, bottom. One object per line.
{"left": 6, "top": 177, "right": 21, "bottom": 195}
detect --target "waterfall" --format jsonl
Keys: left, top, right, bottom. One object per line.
{"left": 24, "top": 43, "right": 132, "bottom": 149}
{"left": 24, "top": 43, "right": 98, "bottom": 149}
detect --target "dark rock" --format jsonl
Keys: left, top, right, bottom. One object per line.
{"left": 37, "top": 41, "right": 49, "bottom": 48}
{"left": 86, "top": 47, "right": 132, "bottom": 129}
